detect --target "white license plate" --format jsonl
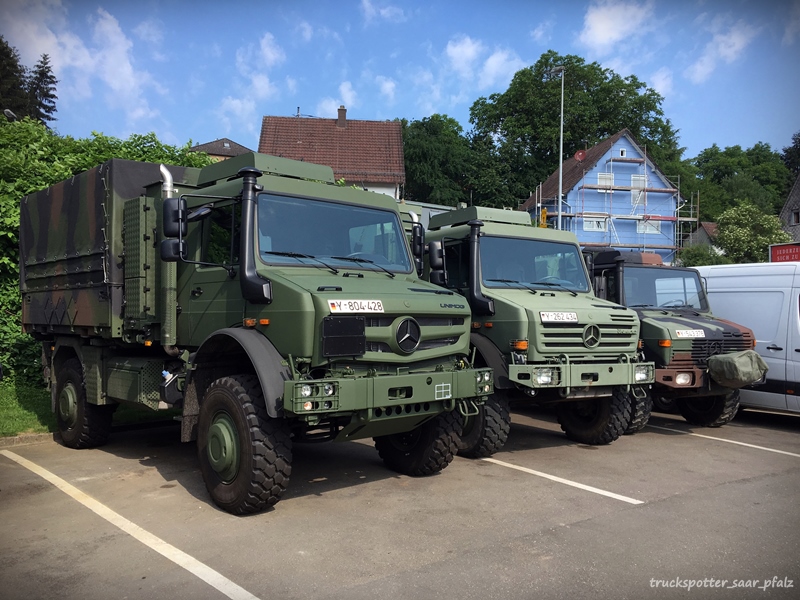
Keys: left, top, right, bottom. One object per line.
{"left": 329, "top": 299, "right": 384, "bottom": 313}
{"left": 540, "top": 311, "right": 578, "bottom": 323}
{"left": 676, "top": 329, "right": 705, "bottom": 338}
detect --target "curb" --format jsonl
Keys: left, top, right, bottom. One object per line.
{"left": 0, "top": 432, "right": 59, "bottom": 448}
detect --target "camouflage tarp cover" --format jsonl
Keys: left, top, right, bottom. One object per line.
{"left": 707, "top": 350, "right": 768, "bottom": 389}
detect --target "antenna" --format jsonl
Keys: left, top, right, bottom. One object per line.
{"left": 574, "top": 149, "right": 586, "bottom": 162}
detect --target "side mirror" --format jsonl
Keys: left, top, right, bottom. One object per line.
{"left": 428, "top": 240, "right": 448, "bottom": 287}
{"left": 163, "top": 197, "right": 187, "bottom": 238}
{"left": 160, "top": 238, "right": 185, "bottom": 262}
{"left": 411, "top": 222, "right": 425, "bottom": 276}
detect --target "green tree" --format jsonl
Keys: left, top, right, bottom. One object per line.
{"left": 675, "top": 244, "right": 731, "bottom": 267}
{"left": 468, "top": 50, "right": 681, "bottom": 203}
{"left": 26, "top": 54, "right": 58, "bottom": 125}
{"left": 0, "top": 117, "right": 212, "bottom": 385}
{"left": 714, "top": 202, "right": 791, "bottom": 263}
{"left": 0, "top": 35, "right": 28, "bottom": 118}
{"left": 781, "top": 130, "right": 800, "bottom": 178}
{"left": 403, "top": 114, "right": 474, "bottom": 206}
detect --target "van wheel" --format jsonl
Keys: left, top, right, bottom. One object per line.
{"left": 197, "top": 374, "right": 292, "bottom": 514}
{"left": 374, "top": 410, "right": 461, "bottom": 476}
{"left": 458, "top": 393, "right": 511, "bottom": 458}
{"left": 624, "top": 388, "right": 653, "bottom": 435}
{"left": 652, "top": 395, "right": 677, "bottom": 413}
{"left": 676, "top": 390, "right": 740, "bottom": 427}
{"left": 556, "top": 387, "right": 630, "bottom": 445}
{"left": 56, "top": 358, "right": 115, "bottom": 449}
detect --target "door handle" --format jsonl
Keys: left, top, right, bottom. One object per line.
{"left": 191, "top": 287, "right": 204, "bottom": 297}
{"left": 766, "top": 344, "right": 783, "bottom": 351}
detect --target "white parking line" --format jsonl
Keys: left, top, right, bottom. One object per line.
{"left": 481, "top": 457, "right": 644, "bottom": 505}
{"left": 0, "top": 450, "right": 262, "bottom": 600}
{"left": 646, "top": 425, "right": 800, "bottom": 458}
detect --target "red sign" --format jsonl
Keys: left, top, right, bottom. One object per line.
{"left": 770, "top": 243, "right": 800, "bottom": 262}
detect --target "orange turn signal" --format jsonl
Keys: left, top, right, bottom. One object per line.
{"left": 658, "top": 339, "right": 672, "bottom": 347}
{"left": 243, "top": 318, "right": 257, "bottom": 328}
{"left": 510, "top": 340, "right": 529, "bottom": 351}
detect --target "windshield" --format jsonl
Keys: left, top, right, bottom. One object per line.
{"left": 622, "top": 266, "right": 708, "bottom": 310}
{"left": 257, "top": 193, "right": 413, "bottom": 273}
{"left": 480, "top": 235, "right": 590, "bottom": 292}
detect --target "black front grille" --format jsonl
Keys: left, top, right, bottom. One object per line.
{"left": 322, "top": 316, "right": 366, "bottom": 357}
{"left": 540, "top": 320, "right": 638, "bottom": 350}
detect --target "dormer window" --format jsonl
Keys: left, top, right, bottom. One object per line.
{"left": 223, "top": 142, "right": 231, "bottom": 149}
{"left": 619, "top": 148, "right": 626, "bottom": 158}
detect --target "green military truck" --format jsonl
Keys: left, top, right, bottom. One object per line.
{"left": 20, "top": 153, "right": 492, "bottom": 514}
{"left": 589, "top": 251, "right": 766, "bottom": 429}
{"left": 404, "top": 206, "right": 653, "bottom": 455}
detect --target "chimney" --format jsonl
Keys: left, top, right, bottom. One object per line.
{"left": 337, "top": 105, "right": 347, "bottom": 128}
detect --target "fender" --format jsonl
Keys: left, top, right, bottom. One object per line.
{"left": 470, "top": 332, "right": 511, "bottom": 389}
{"left": 191, "top": 328, "right": 291, "bottom": 418}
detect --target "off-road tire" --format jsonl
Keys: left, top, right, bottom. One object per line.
{"left": 197, "top": 374, "right": 292, "bottom": 514}
{"left": 624, "top": 388, "right": 653, "bottom": 435}
{"left": 653, "top": 395, "right": 677, "bottom": 413}
{"left": 458, "top": 393, "right": 511, "bottom": 458}
{"left": 676, "top": 389, "right": 740, "bottom": 427}
{"left": 556, "top": 387, "right": 630, "bottom": 445}
{"left": 374, "top": 410, "right": 461, "bottom": 476}
{"left": 56, "top": 358, "right": 115, "bottom": 449}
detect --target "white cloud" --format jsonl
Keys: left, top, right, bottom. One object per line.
{"left": 297, "top": 21, "right": 313, "bottom": 42}
{"left": 784, "top": 0, "right": 800, "bottom": 46}
{"left": 684, "top": 18, "right": 760, "bottom": 84}
{"left": 91, "top": 8, "right": 157, "bottom": 122}
{"left": 479, "top": 49, "right": 525, "bottom": 90}
{"left": 531, "top": 20, "right": 553, "bottom": 44}
{"left": 216, "top": 96, "right": 257, "bottom": 135}
{"left": 361, "top": 0, "right": 407, "bottom": 24}
{"left": 578, "top": 0, "right": 656, "bottom": 56}
{"left": 339, "top": 81, "right": 358, "bottom": 107}
{"left": 376, "top": 75, "right": 396, "bottom": 102}
{"left": 446, "top": 35, "right": 485, "bottom": 80}
{"left": 649, "top": 66, "right": 673, "bottom": 97}
{"left": 234, "top": 33, "right": 285, "bottom": 100}
{"left": 133, "top": 19, "right": 163, "bottom": 44}
{"left": 316, "top": 97, "right": 341, "bottom": 118}
{"left": 286, "top": 76, "right": 298, "bottom": 94}
{"left": 258, "top": 32, "right": 286, "bottom": 68}
{"left": 411, "top": 68, "right": 442, "bottom": 115}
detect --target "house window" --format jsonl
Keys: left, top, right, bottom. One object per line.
{"left": 637, "top": 219, "right": 661, "bottom": 235}
{"left": 583, "top": 218, "right": 607, "bottom": 232}
{"left": 631, "top": 174, "right": 646, "bottom": 189}
{"left": 598, "top": 172, "right": 614, "bottom": 189}
{"left": 620, "top": 148, "right": 626, "bottom": 158}
{"left": 793, "top": 211, "right": 800, "bottom": 225}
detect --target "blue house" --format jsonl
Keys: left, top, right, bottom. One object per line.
{"left": 519, "top": 129, "right": 693, "bottom": 264}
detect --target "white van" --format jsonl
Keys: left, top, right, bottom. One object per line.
{"left": 693, "top": 262, "right": 800, "bottom": 414}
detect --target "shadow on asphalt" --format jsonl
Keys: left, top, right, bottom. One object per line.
{"left": 88, "top": 421, "right": 400, "bottom": 512}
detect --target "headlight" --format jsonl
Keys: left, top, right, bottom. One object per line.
{"left": 300, "top": 384, "right": 313, "bottom": 397}
{"left": 535, "top": 368, "right": 554, "bottom": 385}
{"left": 476, "top": 373, "right": 483, "bottom": 384}
{"left": 634, "top": 365, "right": 651, "bottom": 382}
{"left": 676, "top": 372, "right": 692, "bottom": 385}
{"left": 323, "top": 383, "right": 335, "bottom": 396}
{"left": 483, "top": 371, "right": 491, "bottom": 382}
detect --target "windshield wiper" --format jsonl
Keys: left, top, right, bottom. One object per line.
{"left": 262, "top": 251, "right": 339, "bottom": 275}
{"left": 628, "top": 303, "right": 655, "bottom": 308}
{"left": 330, "top": 256, "right": 395, "bottom": 278}
{"left": 486, "top": 278, "right": 538, "bottom": 295}
{"left": 532, "top": 280, "right": 578, "bottom": 297}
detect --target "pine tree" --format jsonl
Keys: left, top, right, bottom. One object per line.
{"left": 27, "top": 54, "right": 58, "bottom": 125}
{"left": 0, "top": 35, "right": 28, "bottom": 119}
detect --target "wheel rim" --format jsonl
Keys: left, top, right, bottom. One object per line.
{"left": 389, "top": 427, "right": 422, "bottom": 452}
{"left": 207, "top": 411, "right": 240, "bottom": 483}
{"left": 58, "top": 383, "right": 78, "bottom": 429}
{"left": 572, "top": 400, "right": 600, "bottom": 424}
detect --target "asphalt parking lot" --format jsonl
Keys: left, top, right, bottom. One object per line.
{"left": 1, "top": 407, "right": 799, "bottom": 600}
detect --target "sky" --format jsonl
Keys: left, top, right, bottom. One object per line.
{"left": 1, "top": 0, "right": 799, "bottom": 161}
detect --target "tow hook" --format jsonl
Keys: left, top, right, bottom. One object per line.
{"left": 458, "top": 399, "right": 480, "bottom": 417}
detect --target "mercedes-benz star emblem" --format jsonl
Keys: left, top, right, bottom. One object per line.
{"left": 396, "top": 318, "right": 421, "bottom": 353}
{"left": 582, "top": 324, "right": 601, "bottom": 348}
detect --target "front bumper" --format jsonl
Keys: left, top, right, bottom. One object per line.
{"left": 508, "top": 357, "right": 655, "bottom": 394}
{"left": 282, "top": 367, "right": 492, "bottom": 441}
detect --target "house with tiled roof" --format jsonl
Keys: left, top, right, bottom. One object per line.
{"left": 258, "top": 106, "right": 405, "bottom": 199}
{"left": 190, "top": 138, "right": 252, "bottom": 162}
{"left": 519, "top": 129, "right": 693, "bottom": 263}
{"left": 779, "top": 175, "right": 800, "bottom": 242}
{"left": 686, "top": 221, "right": 719, "bottom": 247}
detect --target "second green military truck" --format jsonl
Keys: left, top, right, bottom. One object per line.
{"left": 406, "top": 206, "right": 654, "bottom": 455}
{"left": 589, "top": 251, "right": 766, "bottom": 428}
{"left": 20, "top": 153, "right": 492, "bottom": 514}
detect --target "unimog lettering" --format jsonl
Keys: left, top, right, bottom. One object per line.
{"left": 20, "top": 153, "right": 492, "bottom": 514}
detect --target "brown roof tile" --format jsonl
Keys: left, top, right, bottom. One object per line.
{"left": 190, "top": 138, "right": 252, "bottom": 157}
{"left": 258, "top": 108, "right": 405, "bottom": 185}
